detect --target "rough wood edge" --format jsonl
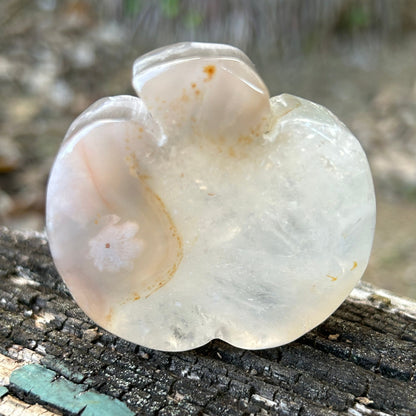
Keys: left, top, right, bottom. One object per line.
{"left": 351, "top": 281, "right": 416, "bottom": 320}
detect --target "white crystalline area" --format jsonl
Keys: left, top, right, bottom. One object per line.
{"left": 47, "top": 93, "right": 376, "bottom": 351}
{"left": 113, "top": 94, "right": 375, "bottom": 350}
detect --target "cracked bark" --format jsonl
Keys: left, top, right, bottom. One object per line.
{"left": 0, "top": 226, "right": 415, "bottom": 416}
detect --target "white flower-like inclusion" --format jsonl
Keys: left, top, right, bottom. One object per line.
{"left": 46, "top": 42, "right": 376, "bottom": 351}
{"left": 88, "top": 215, "right": 142, "bottom": 273}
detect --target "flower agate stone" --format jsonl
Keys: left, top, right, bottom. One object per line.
{"left": 46, "top": 42, "right": 376, "bottom": 351}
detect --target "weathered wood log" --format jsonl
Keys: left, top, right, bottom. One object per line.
{"left": 0, "top": 226, "right": 415, "bottom": 416}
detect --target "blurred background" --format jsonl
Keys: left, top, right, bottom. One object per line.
{"left": 0, "top": 0, "right": 415, "bottom": 297}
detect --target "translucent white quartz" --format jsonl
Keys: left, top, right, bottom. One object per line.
{"left": 46, "top": 42, "right": 376, "bottom": 351}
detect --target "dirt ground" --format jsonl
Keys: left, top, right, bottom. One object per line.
{"left": 0, "top": 1, "right": 415, "bottom": 298}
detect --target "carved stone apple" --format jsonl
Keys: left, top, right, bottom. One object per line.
{"left": 46, "top": 43, "right": 376, "bottom": 351}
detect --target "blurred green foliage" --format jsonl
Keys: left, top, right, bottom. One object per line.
{"left": 123, "top": 0, "right": 142, "bottom": 17}
{"left": 184, "top": 9, "right": 203, "bottom": 29}
{"left": 123, "top": 0, "right": 202, "bottom": 29}
{"left": 161, "top": 0, "right": 180, "bottom": 18}
{"left": 337, "top": 4, "right": 372, "bottom": 32}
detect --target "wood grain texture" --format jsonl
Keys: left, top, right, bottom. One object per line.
{"left": 0, "top": 226, "right": 415, "bottom": 416}
{"left": 0, "top": 395, "right": 60, "bottom": 416}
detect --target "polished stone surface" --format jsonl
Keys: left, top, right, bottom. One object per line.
{"left": 46, "top": 43, "right": 376, "bottom": 351}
